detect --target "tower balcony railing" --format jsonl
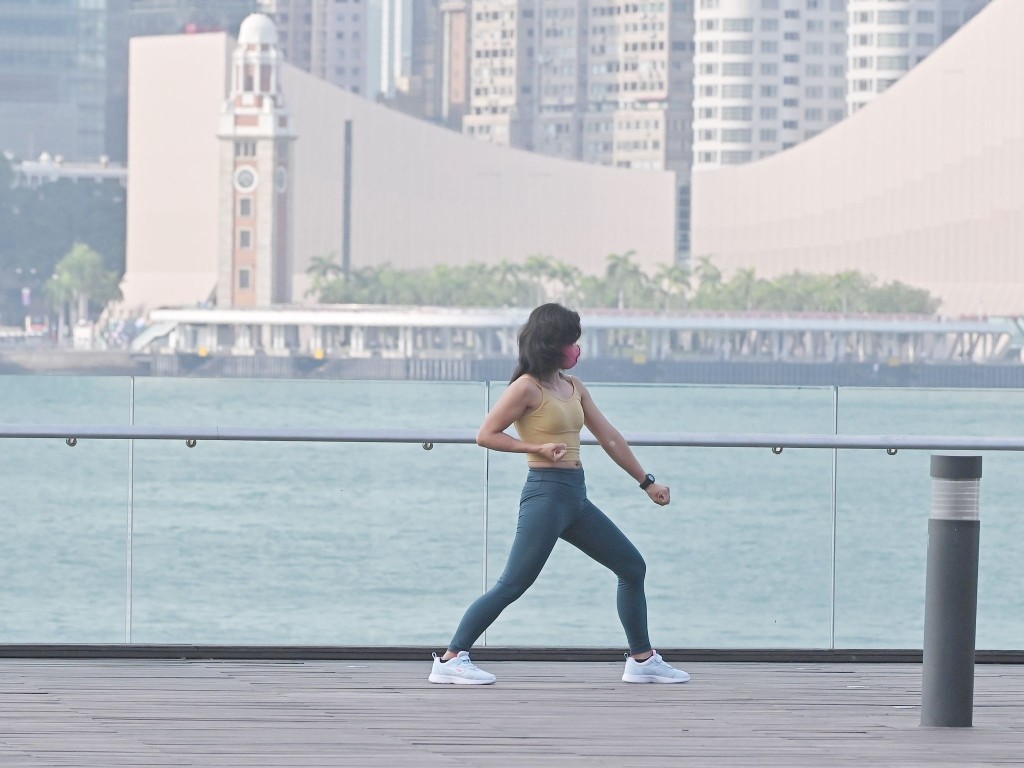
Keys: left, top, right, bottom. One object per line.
{"left": 1, "top": 375, "right": 1023, "bottom": 656}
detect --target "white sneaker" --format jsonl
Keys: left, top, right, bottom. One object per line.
{"left": 622, "top": 651, "right": 690, "bottom": 684}
{"left": 428, "top": 651, "right": 496, "bottom": 685}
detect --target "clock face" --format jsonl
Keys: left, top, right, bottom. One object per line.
{"left": 234, "top": 166, "right": 258, "bottom": 192}
{"left": 275, "top": 165, "right": 288, "bottom": 192}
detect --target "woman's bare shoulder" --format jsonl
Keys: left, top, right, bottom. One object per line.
{"left": 508, "top": 375, "right": 544, "bottom": 404}
{"left": 566, "top": 374, "right": 591, "bottom": 398}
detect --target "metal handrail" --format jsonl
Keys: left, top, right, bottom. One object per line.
{"left": 3, "top": 423, "right": 1024, "bottom": 451}
{"left": 0, "top": 419, "right": 1014, "bottom": 653}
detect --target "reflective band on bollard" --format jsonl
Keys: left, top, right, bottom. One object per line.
{"left": 921, "top": 455, "right": 981, "bottom": 728}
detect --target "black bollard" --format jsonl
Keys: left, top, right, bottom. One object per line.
{"left": 920, "top": 454, "right": 982, "bottom": 728}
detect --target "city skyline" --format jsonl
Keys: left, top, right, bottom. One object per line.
{"left": 691, "top": 0, "right": 1023, "bottom": 317}
{"left": 1, "top": 0, "right": 1017, "bottom": 321}
{"left": 0, "top": 2, "right": 992, "bottom": 166}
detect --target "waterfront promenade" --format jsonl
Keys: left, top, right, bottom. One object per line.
{"left": 2, "top": 658, "right": 1022, "bottom": 766}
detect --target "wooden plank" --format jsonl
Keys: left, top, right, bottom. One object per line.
{"left": 1, "top": 660, "right": 1023, "bottom": 766}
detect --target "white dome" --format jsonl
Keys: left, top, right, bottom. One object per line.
{"left": 237, "top": 14, "right": 277, "bottom": 45}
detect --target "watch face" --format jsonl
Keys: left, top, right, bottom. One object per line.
{"left": 275, "top": 165, "right": 288, "bottom": 192}
{"left": 234, "top": 166, "right": 258, "bottom": 192}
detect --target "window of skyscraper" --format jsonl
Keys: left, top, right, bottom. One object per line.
{"left": 878, "top": 10, "right": 910, "bottom": 25}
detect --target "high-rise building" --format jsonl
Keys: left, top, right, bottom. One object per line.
{"left": 463, "top": 0, "right": 535, "bottom": 147}
{"left": 120, "top": 2, "right": 260, "bottom": 161}
{"left": 377, "top": 0, "right": 408, "bottom": 98}
{"left": 465, "top": 1, "right": 694, "bottom": 169}
{"left": 846, "top": 0, "right": 990, "bottom": 114}
{"left": 583, "top": 0, "right": 694, "bottom": 174}
{"left": 0, "top": 0, "right": 263, "bottom": 164}
{"left": 462, "top": 1, "right": 695, "bottom": 256}
{"left": 438, "top": 0, "right": 471, "bottom": 128}
{"left": 258, "top": 0, "right": 371, "bottom": 96}
{"left": 585, "top": 0, "right": 696, "bottom": 256}
{"left": 386, "top": 0, "right": 445, "bottom": 121}
{"left": 532, "top": 0, "right": 586, "bottom": 160}
{"left": 259, "top": 0, "right": 437, "bottom": 103}
{"left": 692, "top": 0, "right": 848, "bottom": 168}
{"left": 257, "top": 0, "right": 456, "bottom": 127}
{"left": 0, "top": 0, "right": 129, "bottom": 162}
{"left": 129, "top": 0, "right": 259, "bottom": 36}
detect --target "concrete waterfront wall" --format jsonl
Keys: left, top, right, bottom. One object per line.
{"left": 6, "top": 349, "right": 1024, "bottom": 387}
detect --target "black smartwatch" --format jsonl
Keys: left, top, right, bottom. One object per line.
{"left": 639, "top": 473, "right": 655, "bottom": 490}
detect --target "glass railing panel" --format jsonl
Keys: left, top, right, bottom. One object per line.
{"left": 128, "top": 378, "right": 486, "bottom": 645}
{"left": 0, "top": 375, "right": 130, "bottom": 642}
{"left": 482, "top": 384, "right": 838, "bottom": 649}
{"left": 835, "top": 387, "right": 1024, "bottom": 650}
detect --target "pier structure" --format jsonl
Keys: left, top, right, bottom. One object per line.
{"left": 138, "top": 306, "right": 1024, "bottom": 366}
{"left": 1, "top": 657, "right": 1023, "bottom": 766}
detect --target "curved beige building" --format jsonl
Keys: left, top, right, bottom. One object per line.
{"left": 691, "top": 0, "right": 1023, "bottom": 317}
{"left": 121, "top": 23, "right": 677, "bottom": 313}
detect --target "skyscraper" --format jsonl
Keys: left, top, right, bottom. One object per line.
{"left": 692, "top": 0, "right": 848, "bottom": 168}
{"left": 0, "top": 0, "right": 128, "bottom": 162}
{"left": 582, "top": 0, "right": 694, "bottom": 174}
{"left": 462, "top": 1, "right": 695, "bottom": 256}
{"left": 463, "top": 0, "right": 535, "bottom": 147}
{"left": 465, "top": 1, "right": 694, "bottom": 169}
{"left": 438, "top": 0, "right": 471, "bottom": 128}
{"left": 129, "top": 0, "right": 259, "bottom": 36}
{"left": 258, "top": 0, "right": 371, "bottom": 96}
{"left": 846, "top": 0, "right": 991, "bottom": 114}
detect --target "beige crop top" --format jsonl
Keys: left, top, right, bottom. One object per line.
{"left": 514, "top": 375, "right": 585, "bottom": 464}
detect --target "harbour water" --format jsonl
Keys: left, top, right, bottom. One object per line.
{"left": 1, "top": 374, "right": 1023, "bottom": 651}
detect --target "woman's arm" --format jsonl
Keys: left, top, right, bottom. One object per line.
{"left": 578, "top": 378, "right": 670, "bottom": 506}
{"left": 476, "top": 377, "right": 568, "bottom": 462}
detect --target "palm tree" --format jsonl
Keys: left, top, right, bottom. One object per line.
{"left": 494, "top": 260, "right": 532, "bottom": 306}
{"left": 653, "top": 263, "right": 691, "bottom": 310}
{"left": 727, "top": 267, "right": 760, "bottom": 311}
{"left": 691, "top": 255, "right": 724, "bottom": 309}
{"left": 304, "top": 253, "right": 343, "bottom": 300}
{"left": 693, "top": 255, "right": 722, "bottom": 290}
{"left": 604, "top": 251, "right": 649, "bottom": 309}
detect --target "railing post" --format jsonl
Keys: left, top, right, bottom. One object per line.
{"left": 921, "top": 454, "right": 981, "bottom": 727}
{"left": 481, "top": 380, "right": 490, "bottom": 647}
{"left": 126, "top": 377, "right": 135, "bottom": 644}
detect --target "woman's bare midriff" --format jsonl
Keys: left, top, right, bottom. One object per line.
{"left": 527, "top": 460, "right": 583, "bottom": 469}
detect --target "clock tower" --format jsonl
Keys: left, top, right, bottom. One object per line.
{"left": 218, "top": 14, "right": 295, "bottom": 307}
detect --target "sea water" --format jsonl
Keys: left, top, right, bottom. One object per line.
{"left": 1, "top": 374, "right": 1022, "bottom": 650}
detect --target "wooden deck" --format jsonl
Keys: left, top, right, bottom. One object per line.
{"left": 1, "top": 659, "right": 1022, "bottom": 766}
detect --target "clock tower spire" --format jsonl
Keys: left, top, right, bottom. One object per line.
{"left": 218, "top": 13, "right": 295, "bottom": 307}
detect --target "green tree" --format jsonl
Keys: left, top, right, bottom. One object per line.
{"left": 494, "top": 260, "right": 535, "bottom": 306}
{"left": 0, "top": 154, "right": 126, "bottom": 324}
{"left": 304, "top": 253, "right": 343, "bottom": 299}
{"left": 830, "top": 270, "right": 872, "bottom": 314}
{"left": 45, "top": 242, "right": 122, "bottom": 325}
{"left": 653, "top": 263, "right": 691, "bottom": 310}
{"left": 603, "top": 251, "right": 652, "bottom": 309}
{"left": 523, "top": 253, "right": 558, "bottom": 306}
{"left": 865, "top": 280, "right": 941, "bottom": 314}
{"left": 691, "top": 255, "right": 724, "bottom": 309}
{"left": 309, "top": 253, "right": 941, "bottom": 316}
{"left": 724, "top": 267, "right": 761, "bottom": 311}
{"left": 548, "top": 260, "right": 583, "bottom": 305}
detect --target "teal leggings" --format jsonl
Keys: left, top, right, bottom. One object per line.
{"left": 449, "top": 468, "right": 652, "bottom": 655}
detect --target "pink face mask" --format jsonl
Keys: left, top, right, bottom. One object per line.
{"left": 561, "top": 343, "right": 581, "bottom": 369}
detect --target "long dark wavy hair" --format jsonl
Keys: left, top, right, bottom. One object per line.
{"left": 510, "top": 303, "right": 582, "bottom": 383}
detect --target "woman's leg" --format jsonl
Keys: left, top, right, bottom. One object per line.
{"left": 447, "top": 485, "right": 564, "bottom": 653}
{"left": 560, "top": 499, "right": 652, "bottom": 656}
